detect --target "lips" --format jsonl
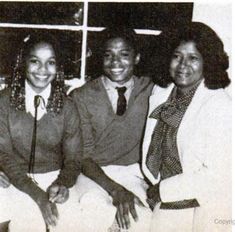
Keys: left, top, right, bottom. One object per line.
{"left": 175, "top": 71, "right": 190, "bottom": 78}
{"left": 110, "top": 68, "right": 124, "bottom": 75}
{"left": 34, "top": 75, "right": 49, "bottom": 80}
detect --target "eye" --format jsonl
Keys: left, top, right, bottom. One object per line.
{"left": 172, "top": 53, "right": 181, "bottom": 60}
{"left": 48, "top": 60, "right": 56, "bottom": 65}
{"left": 189, "top": 55, "right": 199, "bottom": 61}
{"left": 103, "top": 52, "right": 111, "bottom": 58}
{"left": 29, "top": 58, "right": 39, "bottom": 64}
{"left": 120, "top": 51, "right": 130, "bottom": 57}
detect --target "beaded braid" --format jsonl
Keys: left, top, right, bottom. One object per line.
{"left": 10, "top": 48, "right": 26, "bottom": 111}
{"left": 47, "top": 66, "right": 66, "bottom": 115}
{"left": 10, "top": 34, "right": 66, "bottom": 114}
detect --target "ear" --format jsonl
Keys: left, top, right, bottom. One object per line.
{"left": 134, "top": 53, "right": 141, "bottom": 65}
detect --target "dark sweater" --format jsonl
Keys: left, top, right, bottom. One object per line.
{"left": 72, "top": 76, "right": 154, "bottom": 166}
{"left": 0, "top": 89, "right": 82, "bottom": 199}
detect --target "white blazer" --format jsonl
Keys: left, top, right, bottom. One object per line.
{"left": 142, "top": 82, "right": 232, "bottom": 231}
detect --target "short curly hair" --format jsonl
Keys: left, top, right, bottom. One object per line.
{"left": 152, "top": 22, "right": 230, "bottom": 89}
{"left": 10, "top": 31, "right": 65, "bottom": 114}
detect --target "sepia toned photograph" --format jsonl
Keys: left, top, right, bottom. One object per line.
{"left": 0, "top": 1, "right": 232, "bottom": 232}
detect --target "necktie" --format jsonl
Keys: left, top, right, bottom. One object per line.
{"left": 116, "top": 87, "right": 127, "bottom": 116}
{"left": 28, "top": 95, "right": 41, "bottom": 183}
{"left": 28, "top": 95, "right": 50, "bottom": 232}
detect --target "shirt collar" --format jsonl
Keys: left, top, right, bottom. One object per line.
{"left": 25, "top": 80, "right": 51, "bottom": 103}
{"left": 101, "top": 75, "right": 134, "bottom": 91}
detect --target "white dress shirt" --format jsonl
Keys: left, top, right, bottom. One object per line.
{"left": 101, "top": 75, "right": 134, "bottom": 113}
{"left": 25, "top": 80, "right": 51, "bottom": 120}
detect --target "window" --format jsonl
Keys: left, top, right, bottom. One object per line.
{"left": 0, "top": 2, "right": 193, "bottom": 90}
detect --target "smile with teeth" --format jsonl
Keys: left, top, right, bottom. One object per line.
{"left": 176, "top": 71, "right": 190, "bottom": 77}
{"left": 35, "top": 75, "right": 49, "bottom": 80}
{"left": 110, "top": 68, "right": 124, "bottom": 74}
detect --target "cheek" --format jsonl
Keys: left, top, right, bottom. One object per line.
{"left": 169, "top": 62, "right": 177, "bottom": 74}
{"left": 26, "top": 64, "right": 37, "bottom": 73}
{"left": 47, "top": 65, "right": 57, "bottom": 74}
{"left": 103, "top": 59, "right": 110, "bottom": 67}
{"left": 193, "top": 64, "right": 203, "bottom": 75}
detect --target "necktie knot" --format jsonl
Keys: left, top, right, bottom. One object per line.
{"left": 116, "top": 86, "right": 127, "bottom": 96}
{"left": 34, "top": 95, "right": 41, "bottom": 108}
{"left": 34, "top": 95, "right": 46, "bottom": 110}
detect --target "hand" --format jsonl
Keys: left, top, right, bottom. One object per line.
{"left": 0, "top": 171, "right": 10, "bottom": 188}
{"left": 110, "top": 186, "right": 144, "bottom": 230}
{"left": 146, "top": 183, "right": 161, "bottom": 210}
{"left": 36, "top": 192, "right": 59, "bottom": 227}
{"left": 47, "top": 184, "right": 69, "bottom": 204}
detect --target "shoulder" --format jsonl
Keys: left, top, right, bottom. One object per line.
{"left": 72, "top": 78, "right": 101, "bottom": 96}
{"left": 193, "top": 84, "right": 231, "bottom": 113}
{"left": 149, "top": 84, "right": 174, "bottom": 106}
{"left": 63, "top": 96, "right": 77, "bottom": 115}
{"left": 134, "top": 76, "right": 154, "bottom": 88}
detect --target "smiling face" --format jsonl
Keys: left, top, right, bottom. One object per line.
{"left": 170, "top": 41, "right": 203, "bottom": 93}
{"left": 103, "top": 37, "right": 140, "bottom": 85}
{"left": 26, "top": 42, "right": 57, "bottom": 93}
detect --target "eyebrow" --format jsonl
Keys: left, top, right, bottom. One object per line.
{"left": 28, "top": 55, "right": 56, "bottom": 59}
{"left": 173, "top": 51, "right": 200, "bottom": 55}
{"left": 104, "top": 48, "right": 132, "bottom": 52}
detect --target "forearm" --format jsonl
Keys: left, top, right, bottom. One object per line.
{"left": 52, "top": 160, "right": 81, "bottom": 188}
{"left": 0, "top": 152, "right": 46, "bottom": 202}
{"left": 82, "top": 158, "right": 123, "bottom": 194}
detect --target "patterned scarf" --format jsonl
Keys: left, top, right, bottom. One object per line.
{"left": 146, "top": 84, "right": 199, "bottom": 180}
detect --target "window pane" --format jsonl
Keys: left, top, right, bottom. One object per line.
{"left": 0, "top": 2, "right": 84, "bottom": 25}
{"left": 87, "top": 2, "right": 193, "bottom": 29}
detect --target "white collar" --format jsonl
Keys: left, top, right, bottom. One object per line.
{"left": 25, "top": 80, "right": 51, "bottom": 120}
{"left": 102, "top": 75, "right": 134, "bottom": 91}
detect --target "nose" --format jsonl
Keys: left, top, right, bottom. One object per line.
{"left": 38, "top": 63, "right": 47, "bottom": 73}
{"left": 111, "top": 55, "right": 120, "bottom": 64}
{"left": 178, "top": 57, "right": 188, "bottom": 68}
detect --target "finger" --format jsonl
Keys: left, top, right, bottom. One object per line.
{"left": 54, "top": 187, "right": 69, "bottom": 204}
{"left": 51, "top": 202, "right": 59, "bottom": 219}
{"left": 48, "top": 208, "right": 58, "bottom": 227}
{"left": 129, "top": 201, "right": 138, "bottom": 222}
{"left": 134, "top": 196, "right": 145, "bottom": 207}
{"left": 0, "top": 173, "right": 10, "bottom": 187}
{"left": 123, "top": 202, "right": 131, "bottom": 229}
{"left": 49, "top": 186, "right": 59, "bottom": 202}
{"left": 0, "top": 179, "right": 10, "bottom": 188}
{"left": 118, "top": 204, "right": 127, "bottom": 229}
{"left": 44, "top": 204, "right": 57, "bottom": 227}
{"left": 116, "top": 208, "right": 124, "bottom": 229}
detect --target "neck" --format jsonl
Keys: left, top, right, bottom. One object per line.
{"left": 26, "top": 80, "right": 49, "bottom": 94}
{"left": 176, "top": 79, "right": 202, "bottom": 96}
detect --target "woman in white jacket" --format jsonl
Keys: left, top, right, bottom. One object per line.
{"left": 142, "top": 22, "right": 231, "bottom": 232}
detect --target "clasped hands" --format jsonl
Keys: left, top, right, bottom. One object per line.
{"left": 0, "top": 172, "right": 69, "bottom": 228}
{"left": 36, "top": 184, "right": 69, "bottom": 227}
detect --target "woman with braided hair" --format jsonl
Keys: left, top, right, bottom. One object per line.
{"left": 0, "top": 32, "right": 82, "bottom": 232}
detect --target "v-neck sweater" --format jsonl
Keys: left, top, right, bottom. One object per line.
{"left": 72, "top": 76, "right": 154, "bottom": 166}
{"left": 0, "top": 88, "right": 83, "bottom": 198}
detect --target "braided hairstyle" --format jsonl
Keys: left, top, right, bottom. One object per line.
{"left": 10, "top": 31, "right": 65, "bottom": 114}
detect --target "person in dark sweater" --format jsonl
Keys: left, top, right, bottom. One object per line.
{"left": 72, "top": 28, "right": 153, "bottom": 232}
{"left": 0, "top": 32, "right": 82, "bottom": 232}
